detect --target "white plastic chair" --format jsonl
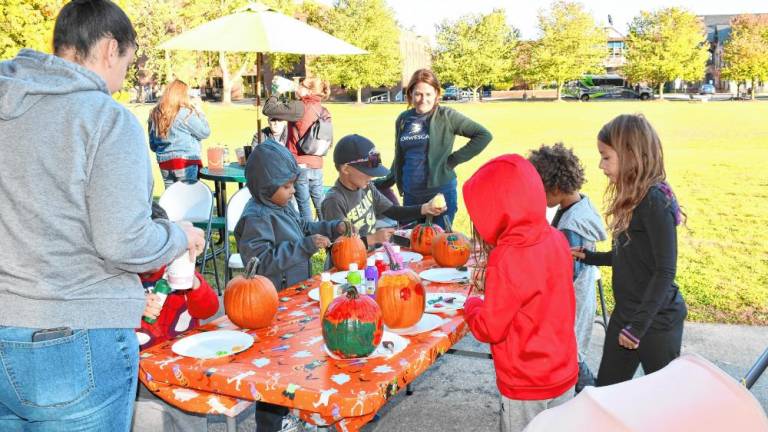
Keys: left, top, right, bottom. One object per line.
{"left": 158, "top": 181, "right": 219, "bottom": 289}
{"left": 224, "top": 187, "right": 252, "bottom": 283}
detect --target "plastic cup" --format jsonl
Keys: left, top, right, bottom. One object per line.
{"left": 207, "top": 147, "right": 224, "bottom": 171}
{"left": 166, "top": 251, "right": 196, "bottom": 290}
{"left": 235, "top": 148, "right": 246, "bottom": 166}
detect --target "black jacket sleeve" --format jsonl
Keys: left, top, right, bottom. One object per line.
{"left": 382, "top": 205, "right": 422, "bottom": 222}
{"left": 582, "top": 250, "right": 613, "bottom": 266}
{"left": 627, "top": 190, "right": 678, "bottom": 339}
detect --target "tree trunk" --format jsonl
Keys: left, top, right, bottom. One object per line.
{"left": 357, "top": 88, "right": 362, "bottom": 104}
{"left": 220, "top": 52, "right": 232, "bottom": 104}
{"left": 658, "top": 82, "right": 664, "bottom": 100}
{"left": 556, "top": 81, "right": 562, "bottom": 101}
{"left": 751, "top": 78, "right": 756, "bottom": 100}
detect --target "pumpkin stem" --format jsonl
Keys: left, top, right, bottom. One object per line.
{"left": 343, "top": 220, "right": 354, "bottom": 238}
{"left": 425, "top": 214, "right": 433, "bottom": 226}
{"left": 343, "top": 284, "right": 359, "bottom": 299}
{"left": 245, "top": 256, "right": 261, "bottom": 278}
{"left": 443, "top": 215, "right": 453, "bottom": 233}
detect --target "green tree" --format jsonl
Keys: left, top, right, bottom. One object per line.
{"left": 433, "top": 9, "right": 518, "bottom": 100}
{"left": 513, "top": 40, "right": 545, "bottom": 95}
{"left": 0, "top": 0, "right": 64, "bottom": 60}
{"left": 531, "top": 1, "right": 605, "bottom": 100}
{"left": 309, "top": 0, "right": 401, "bottom": 103}
{"left": 722, "top": 14, "right": 768, "bottom": 100}
{"left": 624, "top": 8, "right": 709, "bottom": 99}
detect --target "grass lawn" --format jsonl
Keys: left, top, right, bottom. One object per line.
{"left": 127, "top": 99, "right": 768, "bottom": 325}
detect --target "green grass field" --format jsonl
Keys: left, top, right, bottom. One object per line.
{"left": 127, "top": 100, "right": 768, "bottom": 325}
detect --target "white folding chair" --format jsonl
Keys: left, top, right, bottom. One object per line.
{"left": 158, "top": 181, "right": 219, "bottom": 291}
{"left": 224, "top": 187, "right": 252, "bottom": 284}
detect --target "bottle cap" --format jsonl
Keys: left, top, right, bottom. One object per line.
{"left": 321, "top": 272, "right": 331, "bottom": 282}
{"left": 367, "top": 256, "right": 376, "bottom": 266}
{"left": 349, "top": 263, "right": 358, "bottom": 271}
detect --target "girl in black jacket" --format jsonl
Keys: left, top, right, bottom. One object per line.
{"left": 573, "top": 114, "right": 687, "bottom": 386}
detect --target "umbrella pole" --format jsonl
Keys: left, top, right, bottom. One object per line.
{"left": 256, "top": 53, "right": 263, "bottom": 144}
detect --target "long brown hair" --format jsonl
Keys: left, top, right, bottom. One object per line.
{"left": 598, "top": 114, "right": 682, "bottom": 237}
{"left": 300, "top": 77, "right": 331, "bottom": 100}
{"left": 405, "top": 68, "right": 442, "bottom": 109}
{"left": 149, "top": 79, "right": 192, "bottom": 139}
{"left": 470, "top": 224, "right": 492, "bottom": 294}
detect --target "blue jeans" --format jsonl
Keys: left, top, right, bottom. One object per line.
{"left": 294, "top": 167, "right": 324, "bottom": 221}
{"left": 403, "top": 179, "right": 458, "bottom": 230}
{"left": 161, "top": 165, "right": 199, "bottom": 189}
{"left": 0, "top": 327, "right": 139, "bottom": 431}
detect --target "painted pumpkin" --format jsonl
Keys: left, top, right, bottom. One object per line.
{"left": 376, "top": 243, "right": 425, "bottom": 329}
{"left": 224, "top": 257, "right": 278, "bottom": 329}
{"left": 322, "top": 285, "right": 383, "bottom": 358}
{"left": 410, "top": 216, "right": 444, "bottom": 255}
{"left": 331, "top": 220, "right": 367, "bottom": 270}
{"left": 432, "top": 232, "right": 471, "bottom": 267}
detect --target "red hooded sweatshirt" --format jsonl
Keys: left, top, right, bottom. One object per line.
{"left": 462, "top": 154, "right": 578, "bottom": 400}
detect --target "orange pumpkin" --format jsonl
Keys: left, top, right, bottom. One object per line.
{"left": 224, "top": 257, "right": 279, "bottom": 329}
{"left": 432, "top": 232, "right": 471, "bottom": 267}
{"left": 331, "top": 220, "right": 367, "bottom": 270}
{"left": 410, "top": 216, "right": 444, "bottom": 255}
{"left": 375, "top": 243, "right": 425, "bottom": 328}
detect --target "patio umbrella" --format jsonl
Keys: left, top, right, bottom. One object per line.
{"left": 158, "top": 2, "right": 366, "bottom": 141}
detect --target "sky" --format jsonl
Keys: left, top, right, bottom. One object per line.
{"left": 314, "top": 0, "right": 768, "bottom": 40}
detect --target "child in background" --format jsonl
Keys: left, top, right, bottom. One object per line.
{"left": 252, "top": 117, "right": 288, "bottom": 146}
{"left": 573, "top": 114, "right": 687, "bottom": 386}
{"left": 148, "top": 79, "right": 210, "bottom": 188}
{"left": 234, "top": 139, "right": 346, "bottom": 431}
{"left": 462, "top": 154, "right": 578, "bottom": 432}
{"left": 321, "top": 134, "right": 445, "bottom": 247}
{"left": 528, "top": 143, "right": 607, "bottom": 392}
{"left": 132, "top": 203, "right": 219, "bottom": 432}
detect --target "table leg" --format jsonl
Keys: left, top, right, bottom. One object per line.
{"left": 226, "top": 415, "right": 237, "bottom": 432}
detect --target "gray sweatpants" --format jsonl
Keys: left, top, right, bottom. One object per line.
{"left": 132, "top": 386, "right": 208, "bottom": 432}
{"left": 500, "top": 386, "right": 574, "bottom": 432}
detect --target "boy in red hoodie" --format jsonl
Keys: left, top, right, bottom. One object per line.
{"left": 132, "top": 203, "right": 220, "bottom": 432}
{"left": 462, "top": 154, "right": 578, "bottom": 432}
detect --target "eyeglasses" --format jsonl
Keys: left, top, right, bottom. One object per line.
{"left": 346, "top": 150, "right": 382, "bottom": 168}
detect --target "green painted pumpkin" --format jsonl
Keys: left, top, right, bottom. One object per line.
{"left": 322, "top": 285, "right": 383, "bottom": 358}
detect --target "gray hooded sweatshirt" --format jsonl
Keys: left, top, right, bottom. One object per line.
{"left": 556, "top": 195, "right": 607, "bottom": 362}
{"left": 234, "top": 140, "right": 339, "bottom": 290}
{"left": 0, "top": 50, "right": 188, "bottom": 329}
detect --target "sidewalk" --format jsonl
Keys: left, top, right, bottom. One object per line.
{"left": 209, "top": 322, "right": 768, "bottom": 431}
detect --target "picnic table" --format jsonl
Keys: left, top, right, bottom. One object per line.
{"left": 138, "top": 258, "right": 472, "bottom": 431}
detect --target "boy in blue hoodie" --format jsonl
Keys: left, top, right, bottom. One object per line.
{"left": 529, "top": 143, "right": 607, "bottom": 393}
{"left": 234, "top": 138, "right": 346, "bottom": 431}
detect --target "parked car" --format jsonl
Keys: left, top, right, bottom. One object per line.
{"left": 700, "top": 84, "right": 716, "bottom": 95}
{"left": 443, "top": 86, "right": 460, "bottom": 100}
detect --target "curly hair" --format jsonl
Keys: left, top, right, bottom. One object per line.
{"left": 527, "top": 143, "right": 586, "bottom": 194}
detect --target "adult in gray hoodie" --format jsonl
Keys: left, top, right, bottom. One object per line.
{"left": 0, "top": 1, "right": 201, "bottom": 430}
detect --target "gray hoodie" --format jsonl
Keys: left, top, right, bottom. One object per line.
{"left": 234, "top": 140, "right": 339, "bottom": 290}
{"left": 0, "top": 50, "right": 187, "bottom": 329}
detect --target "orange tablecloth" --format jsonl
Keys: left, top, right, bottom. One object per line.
{"left": 139, "top": 258, "right": 471, "bottom": 431}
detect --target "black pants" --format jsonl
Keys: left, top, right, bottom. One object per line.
{"left": 255, "top": 402, "right": 289, "bottom": 432}
{"left": 596, "top": 314, "right": 684, "bottom": 386}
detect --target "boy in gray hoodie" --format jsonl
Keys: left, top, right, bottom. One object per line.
{"left": 235, "top": 139, "right": 345, "bottom": 292}
{"left": 529, "top": 143, "right": 608, "bottom": 393}
{"left": 234, "top": 138, "right": 345, "bottom": 431}
{"left": 0, "top": 1, "right": 202, "bottom": 430}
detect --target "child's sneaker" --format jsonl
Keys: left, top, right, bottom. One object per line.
{"left": 279, "top": 415, "right": 301, "bottom": 432}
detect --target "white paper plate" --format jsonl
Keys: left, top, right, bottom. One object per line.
{"left": 172, "top": 330, "right": 254, "bottom": 359}
{"left": 425, "top": 293, "right": 467, "bottom": 313}
{"left": 385, "top": 313, "right": 443, "bottom": 336}
{"left": 324, "top": 331, "right": 409, "bottom": 360}
{"left": 307, "top": 286, "right": 341, "bottom": 302}
{"left": 330, "top": 271, "right": 350, "bottom": 284}
{"left": 377, "top": 250, "right": 423, "bottom": 264}
{"left": 419, "top": 268, "right": 471, "bottom": 283}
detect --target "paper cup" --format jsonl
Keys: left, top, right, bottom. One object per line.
{"left": 167, "top": 251, "right": 195, "bottom": 290}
